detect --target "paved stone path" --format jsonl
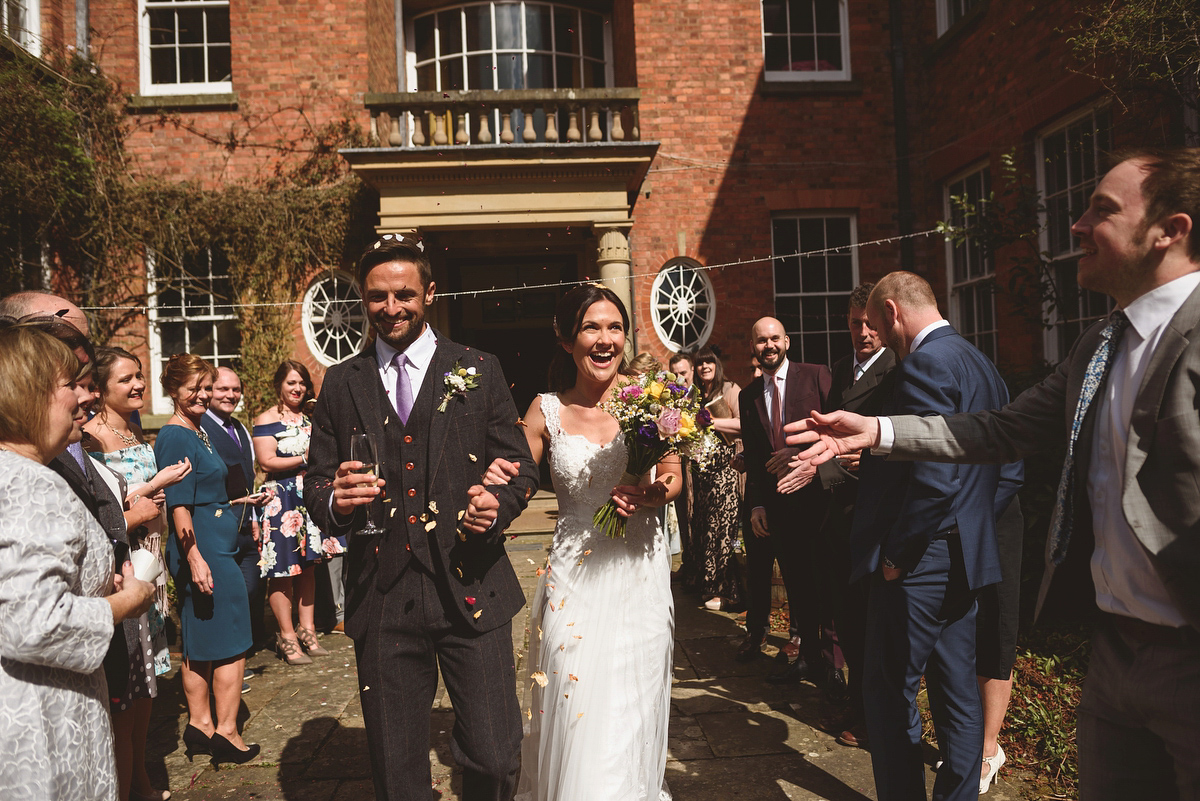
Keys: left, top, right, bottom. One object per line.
{"left": 146, "top": 494, "right": 1029, "bottom": 800}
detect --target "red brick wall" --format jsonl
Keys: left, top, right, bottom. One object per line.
{"left": 89, "top": 0, "right": 370, "bottom": 186}
{"left": 625, "top": 0, "right": 902, "bottom": 387}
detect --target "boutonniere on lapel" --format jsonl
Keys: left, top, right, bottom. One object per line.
{"left": 438, "top": 362, "right": 481, "bottom": 412}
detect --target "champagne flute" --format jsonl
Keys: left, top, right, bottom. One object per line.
{"left": 349, "top": 433, "right": 382, "bottom": 537}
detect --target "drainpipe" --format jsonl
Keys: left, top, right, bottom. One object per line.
{"left": 888, "top": 0, "right": 914, "bottom": 270}
{"left": 76, "top": 0, "right": 89, "bottom": 58}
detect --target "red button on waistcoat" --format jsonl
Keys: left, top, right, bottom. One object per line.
{"left": 404, "top": 435, "right": 413, "bottom": 444}
{"left": 408, "top": 515, "right": 417, "bottom": 524}
{"left": 406, "top": 462, "right": 415, "bottom": 470}
{"left": 407, "top": 488, "right": 416, "bottom": 497}
{"left": 405, "top": 543, "right": 411, "bottom": 551}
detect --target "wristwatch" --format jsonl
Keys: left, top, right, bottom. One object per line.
{"left": 882, "top": 556, "right": 899, "bottom": 571}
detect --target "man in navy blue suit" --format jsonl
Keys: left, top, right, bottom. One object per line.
{"left": 849, "top": 272, "right": 1015, "bottom": 801}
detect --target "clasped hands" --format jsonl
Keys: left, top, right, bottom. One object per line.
{"left": 332, "top": 459, "right": 502, "bottom": 535}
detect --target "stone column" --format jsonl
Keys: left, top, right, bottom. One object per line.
{"left": 595, "top": 225, "right": 636, "bottom": 355}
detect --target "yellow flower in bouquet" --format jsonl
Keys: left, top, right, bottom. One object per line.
{"left": 647, "top": 381, "right": 665, "bottom": 400}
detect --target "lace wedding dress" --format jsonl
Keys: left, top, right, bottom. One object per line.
{"left": 515, "top": 393, "right": 674, "bottom": 801}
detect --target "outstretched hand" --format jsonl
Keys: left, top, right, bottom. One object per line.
{"left": 783, "top": 410, "right": 881, "bottom": 469}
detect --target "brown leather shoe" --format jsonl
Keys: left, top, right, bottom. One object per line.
{"left": 332, "top": 622, "right": 345, "bottom": 633}
{"left": 779, "top": 635, "right": 802, "bottom": 661}
{"left": 735, "top": 633, "right": 765, "bottom": 662}
{"left": 836, "top": 724, "right": 869, "bottom": 748}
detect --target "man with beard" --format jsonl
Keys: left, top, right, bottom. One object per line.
{"left": 736, "top": 317, "right": 830, "bottom": 669}
{"left": 305, "top": 235, "right": 538, "bottom": 800}
{"left": 789, "top": 149, "right": 1200, "bottom": 801}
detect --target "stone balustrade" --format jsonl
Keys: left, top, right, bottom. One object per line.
{"left": 364, "top": 88, "right": 641, "bottom": 148}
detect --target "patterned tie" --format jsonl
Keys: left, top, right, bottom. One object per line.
{"left": 392, "top": 352, "right": 414, "bottom": 425}
{"left": 770, "top": 374, "right": 785, "bottom": 450}
{"left": 1047, "top": 311, "right": 1131, "bottom": 564}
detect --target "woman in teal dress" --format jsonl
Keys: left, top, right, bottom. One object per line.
{"left": 253, "top": 360, "right": 343, "bottom": 664}
{"left": 155, "top": 353, "right": 259, "bottom": 768}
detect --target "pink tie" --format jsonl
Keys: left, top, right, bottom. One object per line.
{"left": 770, "top": 375, "right": 784, "bottom": 450}
{"left": 393, "top": 352, "right": 414, "bottom": 425}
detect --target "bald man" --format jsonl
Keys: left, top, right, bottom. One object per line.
{"left": 736, "top": 317, "right": 831, "bottom": 668}
{"left": 0, "top": 290, "right": 89, "bottom": 335}
{"left": 844, "top": 272, "right": 1016, "bottom": 801}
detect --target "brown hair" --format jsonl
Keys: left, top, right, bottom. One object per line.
{"left": 93, "top": 346, "right": 142, "bottom": 401}
{"left": 693, "top": 345, "right": 728, "bottom": 404}
{"left": 0, "top": 326, "right": 80, "bottom": 454}
{"left": 1108, "top": 147, "right": 1200, "bottom": 260}
{"left": 273, "top": 359, "right": 315, "bottom": 412}
{"left": 547, "top": 284, "right": 630, "bottom": 391}
{"left": 161, "top": 353, "right": 217, "bottom": 399}
{"left": 356, "top": 235, "right": 433, "bottom": 289}
{"left": 667, "top": 351, "right": 693, "bottom": 370}
{"left": 848, "top": 282, "right": 876, "bottom": 312}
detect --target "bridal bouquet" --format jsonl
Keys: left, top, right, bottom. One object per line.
{"left": 593, "top": 370, "right": 721, "bottom": 538}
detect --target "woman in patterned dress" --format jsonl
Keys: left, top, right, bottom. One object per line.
{"left": 0, "top": 325, "right": 156, "bottom": 800}
{"left": 253, "top": 361, "right": 342, "bottom": 664}
{"left": 691, "top": 346, "right": 743, "bottom": 612}
{"left": 84, "top": 347, "right": 192, "bottom": 801}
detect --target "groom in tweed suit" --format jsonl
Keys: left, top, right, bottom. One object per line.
{"left": 305, "top": 237, "right": 538, "bottom": 801}
{"left": 787, "top": 148, "right": 1200, "bottom": 800}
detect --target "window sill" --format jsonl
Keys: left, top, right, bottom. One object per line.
{"left": 126, "top": 93, "right": 239, "bottom": 113}
{"left": 758, "top": 79, "right": 862, "bottom": 97}
{"left": 931, "top": 0, "right": 989, "bottom": 56}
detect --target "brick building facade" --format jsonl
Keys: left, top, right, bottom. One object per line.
{"left": 7, "top": 0, "right": 1192, "bottom": 417}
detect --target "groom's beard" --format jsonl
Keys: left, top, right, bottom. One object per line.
{"left": 373, "top": 316, "right": 427, "bottom": 352}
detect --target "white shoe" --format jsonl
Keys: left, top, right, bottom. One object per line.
{"left": 704, "top": 597, "right": 723, "bottom": 611}
{"left": 980, "top": 745, "right": 1005, "bottom": 794}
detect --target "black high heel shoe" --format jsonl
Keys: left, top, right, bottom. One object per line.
{"left": 209, "top": 732, "right": 260, "bottom": 769}
{"left": 182, "top": 724, "right": 212, "bottom": 762}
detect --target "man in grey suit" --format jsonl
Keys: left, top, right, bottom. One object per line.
{"left": 787, "top": 147, "right": 1200, "bottom": 800}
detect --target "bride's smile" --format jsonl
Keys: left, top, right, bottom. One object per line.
{"left": 566, "top": 299, "right": 627, "bottom": 387}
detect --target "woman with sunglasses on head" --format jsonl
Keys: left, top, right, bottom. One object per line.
{"left": 691, "top": 345, "right": 744, "bottom": 612}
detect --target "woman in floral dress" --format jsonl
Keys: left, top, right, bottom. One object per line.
{"left": 253, "top": 361, "right": 343, "bottom": 664}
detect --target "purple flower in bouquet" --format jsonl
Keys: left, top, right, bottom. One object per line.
{"left": 696, "top": 409, "right": 713, "bottom": 428}
{"left": 619, "top": 384, "right": 644, "bottom": 401}
{"left": 656, "top": 408, "right": 683, "bottom": 438}
{"left": 637, "top": 422, "right": 659, "bottom": 446}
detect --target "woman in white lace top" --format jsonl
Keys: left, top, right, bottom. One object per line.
{"left": 0, "top": 325, "right": 155, "bottom": 800}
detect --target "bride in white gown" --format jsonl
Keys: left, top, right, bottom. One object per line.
{"left": 511, "top": 284, "right": 680, "bottom": 801}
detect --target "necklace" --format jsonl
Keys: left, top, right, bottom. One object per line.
{"left": 106, "top": 422, "right": 139, "bottom": 447}
{"left": 172, "top": 415, "right": 212, "bottom": 452}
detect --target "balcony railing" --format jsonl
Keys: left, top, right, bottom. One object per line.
{"left": 364, "top": 88, "right": 641, "bottom": 148}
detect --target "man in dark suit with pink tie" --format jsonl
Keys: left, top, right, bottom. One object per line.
{"left": 736, "top": 316, "right": 831, "bottom": 668}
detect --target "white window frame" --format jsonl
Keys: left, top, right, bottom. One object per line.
{"left": 407, "top": 2, "right": 613, "bottom": 91}
{"left": 770, "top": 212, "right": 859, "bottom": 367}
{"left": 2, "top": 0, "right": 41, "bottom": 56}
{"left": 649, "top": 258, "right": 716, "bottom": 353}
{"left": 138, "top": 0, "right": 232, "bottom": 97}
{"left": 1036, "top": 104, "right": 1114, "bottom": 362}
{"left": 146, "top": 249, "right": 241, "bottom": 415}
{"left": 302, "top": 270, "right": 369, "bottom": 367}
{"left": 936, "top": 0, "right": 984, "bottom": 37}
{"left": 761, "top": 0, "right": 851, "bottom": 83}
{"left": 944, "top": 162, "right": 997, "bottom": 362}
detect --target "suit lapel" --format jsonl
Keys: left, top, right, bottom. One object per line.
{"left": 1126, "top": 283, "right": 1200, "bottom": 490}
{"left": 425, "top": 335, "right": 459, "bottom": 481}
{"left": 346, "top": 346, "right": 392, "bottom": 438}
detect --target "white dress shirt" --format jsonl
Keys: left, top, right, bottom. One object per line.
{"left": 852, "top": 346, "right": 888, "bottom": 383}
{"left": 1089, "top": 272, "right": 1200, "bottom": 627}
{"left": 375, "top": 324, "right": 438, "bottom": 417}
{"left": 761, "top": 357, "right": 790, "bottom": 426}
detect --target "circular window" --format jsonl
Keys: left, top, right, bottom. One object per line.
{"left": 302, "top": 270, "right": 368, "bottom": 366}
{"left": 650, "top": 259, "right": 715, "bottom": 352}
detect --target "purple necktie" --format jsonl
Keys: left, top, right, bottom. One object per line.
{"left": 225, "top": 421, "right": 241, "bottom": 449}
{"left": 393, "top": 352, "right": 414, "bottom": 425}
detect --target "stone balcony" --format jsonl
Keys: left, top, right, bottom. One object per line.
{"left": 365, "top": 87, "right": 642, "bottom": 148}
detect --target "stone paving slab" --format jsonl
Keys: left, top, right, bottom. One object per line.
{"left": 150, "top": 523, "right": 1031, "bottom": 801}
